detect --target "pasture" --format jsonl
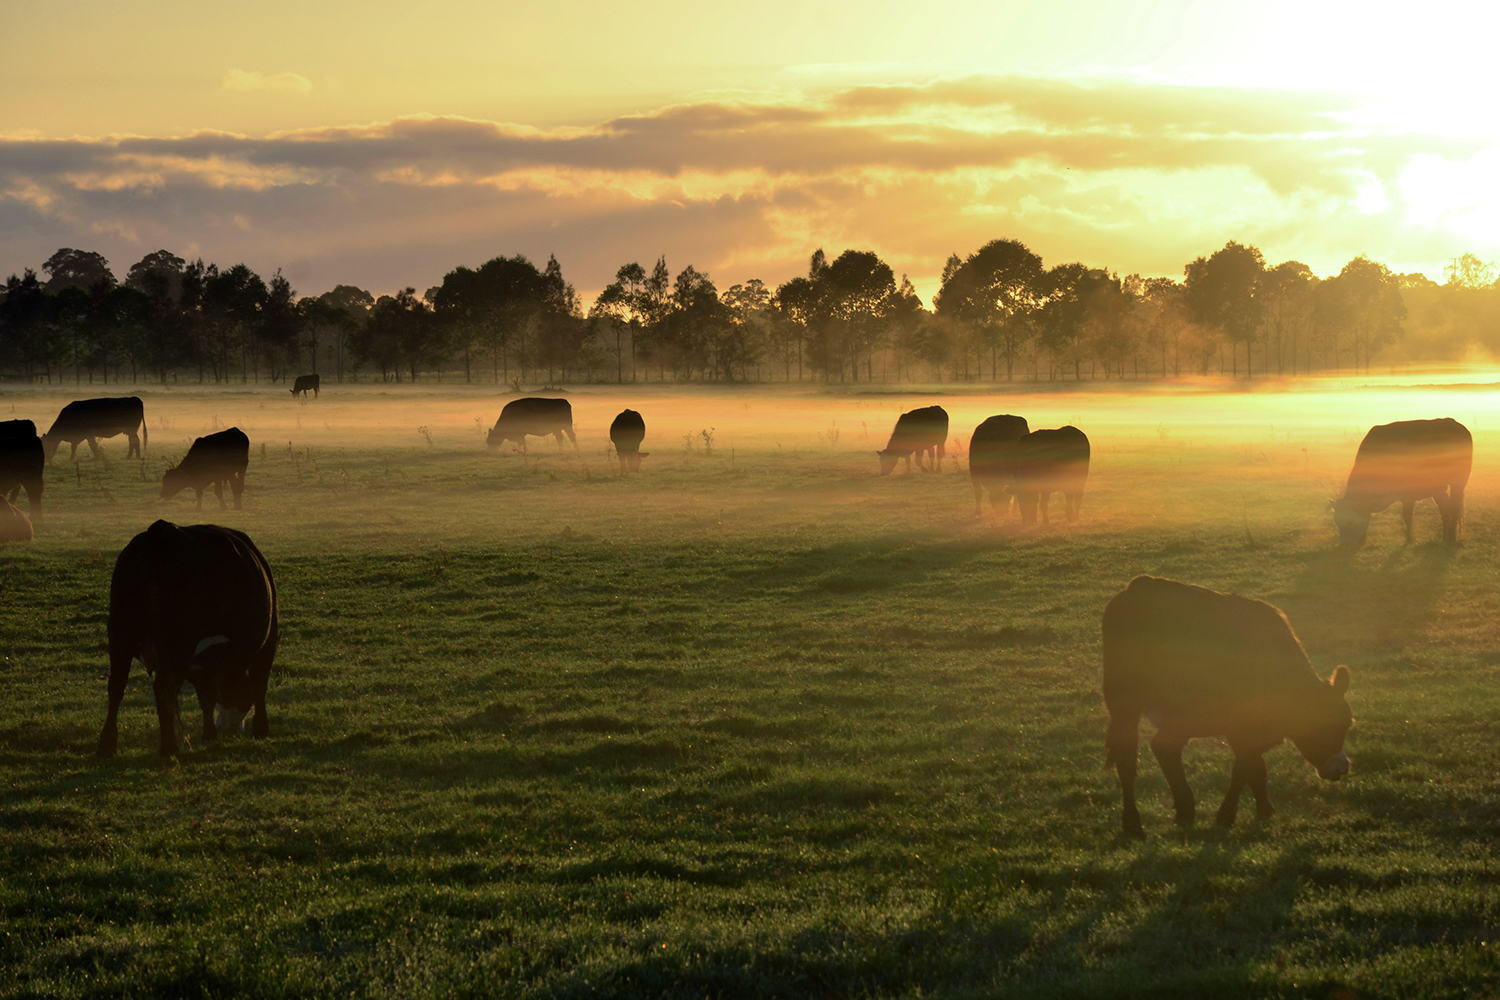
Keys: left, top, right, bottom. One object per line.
{"left": 1, "top": 378, "right": 1498, "bottom": 999}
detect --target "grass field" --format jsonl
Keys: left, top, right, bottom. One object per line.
{"left": 2, "top": 378, "right": 1498, "bottom": 999}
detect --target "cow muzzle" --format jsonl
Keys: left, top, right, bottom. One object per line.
{"left": 214, "top": 703, "right": 250, "bottom": 737}
{"left": 1317, "top": 750, "right": 1350, "bottom": 781}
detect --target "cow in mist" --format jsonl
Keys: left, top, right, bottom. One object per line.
{"left": 291, "top": 374, "right": 321, "bottom": 399}
{"left": 487, "top": 397, "right": 578, "bottom": 452}
{"left": 43, "top": 396, "right": 147, "bottom": 463}
{"left": 1103, "top": 575, "right": 1353, "bottom": 838}
{"left": 1007, "top": 426, "right": 1090, "bottom": 524}
{"left": 97, "top": 520, "right": 278, "bottom": 758}
{"left": 0, "top": 497, "right": 33, "bottom": 542}
{"left": 877, "top": 405, "right": 949, "bottom": 475}
{"left": 0, "top": 419, "right": 44, "bottom": 518}
{"left": 1331, "top": 417, "right": 1471, "bottom": 547}
{"left": 610, "top": 409, "right": 649, "bottom": 473}
{"left": 969, "top": 414, "right": 1029, "bottom": 515}
{"left": 161, "top": 428, "right": 250, "bottom": 511}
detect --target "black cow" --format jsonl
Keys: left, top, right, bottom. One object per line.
{"left": 0, "top": 419, "right": 44, "bottom": 518}
{"left": 877, "top": 405, "right": 949, "bottom": 475}
{"left": 97, "top": 520, "right": 279, "bottom": 758}
{"left": 1103, "top": 575, "right": 1353, "bottom": 837}
{"left": 1331, "top": 417, "right": 1472, "bottom": 546}
{"left": 0, "top": 496, "right": 33, "bottom": 543}
{"left": 291, "top": 374, "right": 321, "bottom": 398}
{"left": 969, "top": 414, "right": 1029, "bottom": 515}
{"left": 1007, "top": 426, "right": 1089, "bottom": 524}
{"left": 487, "top": 397, "right": 577, "bottom": 451}
{"left": 161, "top": 428, "right": 250, "bottom": 510}
{"left": 609, "top": 409, "right": 649, "bottom": 473}
{"left": 44, "top": 396, "right": 147, "bottom": 463}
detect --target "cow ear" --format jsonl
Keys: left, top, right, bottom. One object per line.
{"left": 1331, "top": 664, "right": 1351, "bottom": 694}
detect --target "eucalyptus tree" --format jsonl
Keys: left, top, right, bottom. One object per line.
{"left": 934, "top": 238, "right": 1043, "bottom": 380}
{"left": 1185, "top": 241, "right": 1265, "bottom": 376}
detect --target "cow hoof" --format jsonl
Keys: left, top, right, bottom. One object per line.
{"left": 1256, "top": 804, "right": 1274, "bottom": 819}
{"left": 1215, "top": 811, "right": 1237, "bottom": 829}
{"left": 1175, "top": 810, "right": 1195, "bottom": 828}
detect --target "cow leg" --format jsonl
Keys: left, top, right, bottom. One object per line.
{"left": 565, "top": 427, "right": 579, "bottom": 450}
{"left": 214, "top": 478, "right": 227, "bottom": 511}
{"left": 87, "top": 437, "right": 101, "bottom": 459}
{"left": 194, "top": 675, "right": 218, "bottom": 744}
{"left": 618, "top": 455, "right": 628, "bottom": 475}
{"left": 1067, "top": 491, "right": 1082, "bottom": 523}
{"left": 231, "top": 471, "right": 244, "bottom": 509}
{"left": 973, "top": 480, "right": 984, "bottom": 517}
{"left": 96, "top": 646, "right": 133, "bottom": 758}
{"left": 1039, "top": 493, "right": 1052, "bottom": 525}
{"left": 1401, "top": 500, "right": 1416, "bottom": 543}
{"left": 127, "top": 432, "right": 141, "bottom": 460}
{"left": 1150, "top": 732, "right": 1195, "bottom": 827}
{"left": 194, "top": 487, "right": 204, "bottom": 512}
{"left": 1106, "top": 708, "right": 1144, "bottom": 838}
{"left": 69, "top": 441, "right": 80, "bottom": 461}
{"left": 152, "top": 673, "right": 185, "bottom": 756}
{"left": 1215, "top": 754, "right": 1254, "bottom": 828}
{"left": 1245, "top": 755, "right": 1273, "bottom": 818}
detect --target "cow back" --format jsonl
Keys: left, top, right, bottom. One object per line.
{"left": 1011, "top": 426, "right": 1089, "bottom": 490}
{"left": 610, "top": 409, "right": 646, "bottom": 451}
{"left": 970, "top": 414, "right": 1029, "bottom": 478}
{"left": 1346, "top": 418, "right": 1472, "bottom": 500}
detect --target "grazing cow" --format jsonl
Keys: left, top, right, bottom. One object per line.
{"left": 43, "top": 396, "right": 147, "bottom": 463}
{"left": 610, "top": 409, "right": 649, "bottom": 473}
{"left": 487, "top": 397, "right": 577, "bottom": 451}
{"left": 1102, "top": 576, "right": 1352, "bottom": 837}
{"left": 291, "top": 374, "right": 321, "bottom": 398}
{"left": 0, "top": 419, "right": 44, "bottom": 518}
{"left": 161, "top": 428, "right": 250, "bottom": 511}
{"left": 1331, "top": 418, "right": 1472, "bottom": 547}
{"left": 877, "top": 405, "right": 949, "bottom": 475}
{"left": 1007, "top": 426, "right": 1089, "bottom": 524}
{"left": 97, "top": 520, "right": 278, "bottom": 758}
{"left": 0, "top": 496, "right": 33, "bottom": 542}
{"left": 969, "top": 414, "right": 1029, "bottom": 515}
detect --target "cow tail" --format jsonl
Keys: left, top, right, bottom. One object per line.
{"left": 142, "top": 414, "right": 148, "bottom": 459}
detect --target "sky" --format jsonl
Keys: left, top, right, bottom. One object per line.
{"left": 2, "top": 0, "right": 1497, "bottom": 304}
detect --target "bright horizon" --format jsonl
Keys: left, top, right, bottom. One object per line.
{"left": 3, "top": 0, "right": 1497, "bottom": 303}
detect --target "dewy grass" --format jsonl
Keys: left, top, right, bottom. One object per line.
{"left": 0, "top": 381, "right": 1498, "bottom": 998}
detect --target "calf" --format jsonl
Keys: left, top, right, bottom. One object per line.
{"left": 0, "top": 496, "right": 33, "bottom": 542}
{"left": 161, "top": 428, "right": 250, "bottom": 510}
{"left": 1007, "top": 426, "right": 1089, "bottom": 524}
{"left": 609, "top": 409, "right": 649, "bottom": 473}
{"left": 969, "top": 414, "right": 1029, "bottom": 515}
{"left": 291, "top": 374, "right": 321, "bottom": 398}
{"left": 1103, "top": 575, "right": 1352, "bottom": 837}
{"left": 97, "top": 520, "right": 279, "bottom": 758}
{"left": 0, "top": 419, "right": 44, "bottom": 518}
{"left": 43, "top": 396, "right": 147, "bottom": 462}
{"left": 877, "top": 405, "right": 949, "bottom": 475}
{"left": 1331, "top": 417, "right": 1471, "bottom": 546}
{"left": 487, "top": 397, "right": 577, "bottom": 451}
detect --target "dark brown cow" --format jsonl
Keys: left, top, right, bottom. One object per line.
{"left": 1007, "top": 426, "right": 1089, "bottom": 524}
{"left": 609, "top": 408, "right": 649, "bottom": 473}
{"left": 43, "top": 396, "right": 147, "bottom": 462}
{"left": 1102, "top": 576, "right": 1353, "bottom": 837}
{"left": 487, "top": 397, "right": 578, "bottom": 452}
{"left": 161, "top": 428, "right": 250, "bottom": 510}
{"left": 97, "top": 520, "right": 279, "bottom": 758}
{"left": 0, "top": 496, "right": 33, "bottom": 542}
{"left": 1331, "top": 417, "right": 1472, "bottom": 546}
{"left": 968, "top": 414, "right": 1029, "bottom": 515}
{"left": 0, "top": 419, "right": 44, "bottom": 518}
{"left": 877, "top": 405, "right": 949, "bottom": 475}
{"left": 291, "top": 374, "right": 321, "bottom": 398}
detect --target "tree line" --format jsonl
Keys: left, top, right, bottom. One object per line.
{"left": 2, "top": 242, "right": 1496, "bottom": 385}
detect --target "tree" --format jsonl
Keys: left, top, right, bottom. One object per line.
{"left": 355, "top": 288, "right": 432, "bottom": 381}
{"left": 1184, "top": 241, "right": 1265, "bottom": 375}
{"left": 1443, "top": 253, "right": 1497, "bottom": 289}
{"left": 125, "top": 250, "right": 186, "bottom": 301}
{"left": 1256, "top": 261, "right": 1316, "bottom": 375}
{"left": 821, "top": 250, "right": 895, "bottom": 381}
{"left": 319, "top": 285, "right": 373, "bottom": 381}
{"left": 934, "top": 238, "right": 1043, "bottom": 380}
{"left": 42, "top": 248, "right": 115, "bottom": 292}
{"left": 592, "top": 262, "right": 650, "bottom": 382}
{"left": 201, "top": 264, "right": 267, "bottom": 382}
{"left": 1320, "top": 256, "right": 1405, "bottom": 372}
{"left": 721, "top": 279, "right": 774, "bottom": 381}
{"left": 0, "top": 270, "right": 59, "bottom": 380}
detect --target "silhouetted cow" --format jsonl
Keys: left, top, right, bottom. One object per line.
{"left": 0, "top": 419, "right": 44, "bottom": 518}
{"left": 291, "top": 374, "right": 320, "bottom": 398}
{"left": 97, "top": 520, "right": 278, "bottom": 758}
{"left": 1331, "top": 417, "right": 1471, "bottom": 547}
{"left": 43, "top": 396, "right": 147, "bottom": 463}
{"left": 0, "top": 496, "right": 33, "bottom": 542}
{"left": 487, "top": 397, "right": 577, "bottom": 451}
{"left": 1103, "top": 575, "right": 1352, "bottom": 838}
{"left": 610, "top": 409, "right": 649, "bottom": 473}
{"left": 1007, "top": 426, "right": 1089, "bottom": 524}
{"left": 877, "top": 405, "right": 949, "bottom": 475}
{"left": 161, "top": 428, "right": 250, "bottom": 511}
{"left": 969, "top": 414, "right": 1029, "bottom": 515}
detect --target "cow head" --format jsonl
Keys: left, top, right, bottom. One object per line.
{"left": 1291, "top": 664, "right": 1353, "bottom": 781}
{"left": 486, "top": 425, "right": 509, "bottom": 450}
{"left": 627, "top": 451, "right": 649, "bottom": 472}
{"left": 876, "top": 450, "right": 900, "bottom": 476}
{"left": 289, "top": 386, "right": 299, "bottom": 395}
{"left": 159, "top": 462, "right": 186, "bottom": 502}
{"left": 1329, "top": 498, "right": 1369, "bottom": 547}
{"left": 41, "top": 434, "right": 62, "bottom": 464}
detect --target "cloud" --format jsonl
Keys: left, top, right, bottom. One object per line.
{"left": 223, "top": 69, "right": 313, "bottom": 96}
{"left": 0, "top": 74, "right": 1491, "bottom": 301}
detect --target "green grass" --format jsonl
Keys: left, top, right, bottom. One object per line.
{"left": 1, "top": 382, "right": 1498, "bottom": 998}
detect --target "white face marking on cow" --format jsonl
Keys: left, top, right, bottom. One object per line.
{"left": 214, "top": 703, "right": 250, "bottom": 736}
{"left": 194, "top": 635, "right": 230, "bottom": 658}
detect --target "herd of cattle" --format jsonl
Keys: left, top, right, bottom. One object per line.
{"left": 0, "top": 388, "right": 1479, "bottom": 837}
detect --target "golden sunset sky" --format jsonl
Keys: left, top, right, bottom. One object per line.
{"left": 2, "top": 0, "right": 1496, "bottom": 301}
